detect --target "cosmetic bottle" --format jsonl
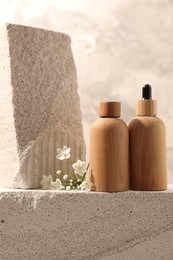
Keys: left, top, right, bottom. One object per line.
{"left": 90, "top": 102, "right": 129, "bottom": 192}
{"left": 129, "top": 84, "right": 167, "bottom": 190}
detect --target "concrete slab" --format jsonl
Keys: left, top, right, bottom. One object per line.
{"left": 0, "top": 185, "right": 173, "bottom": 260}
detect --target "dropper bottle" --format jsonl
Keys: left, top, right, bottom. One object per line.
{"left": 129, "top": 84, "right": 167, "bottom": 191}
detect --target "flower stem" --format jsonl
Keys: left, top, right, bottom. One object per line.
{"left": 86, "top": 163, "right": 90, "bottom": 171}
{"left": 69, "top": 159, "right": 73, "bottom": 165}
{"left": 68, "top": 173, "right": 76, "bottom": 179}
{"left": 81, "top": 172, "right": 86, "bottom": 182}
{"left": 81, "top": 163, "right": 90, "bottom": 182}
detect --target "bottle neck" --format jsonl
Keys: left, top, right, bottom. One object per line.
{"left": 136, "top": 100, "right": 157, "bottom": 116}
{"left": 137, "top": 115, "right": 156, "bottom": 117}
{"left": 100, "top": 116, "right": 120, "bottom": 118}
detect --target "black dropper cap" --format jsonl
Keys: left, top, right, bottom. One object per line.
{"left": 142, "top": 84, "right": 152, "bottom": 100}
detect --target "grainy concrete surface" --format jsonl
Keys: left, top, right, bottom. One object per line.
{"left": 0, "top": 185, "right": 173, "bottom": 260}
{"left": 0, "top": 24, "right": 85, "bottom": 189}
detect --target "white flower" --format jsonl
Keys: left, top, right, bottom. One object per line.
{"left": 51, "top": 179, "right": 62, "bottom": 190}
{"left": 40, "top": 175, "right": 62, "bottom": 190}
{"left": 66, "top": 186, "right": 71, "bottom": 190}
{"left": 40, "top": 175, "right": 53, "bottom": 190}
{"left": 72, "top": 160, "right": 88, "bottom": 176}
{"left": 80, "top": 179, "right": 92, "bottom": 191}
{"left": 56, "top": 146, "right": 71, "bottom": 160}
{"left": 56, "top": 170, "right": 62, "bottom": 175}
{"left": 60, "top": 185, "right": 65, "bottom": 190}
{"left": 63, "top": 174, "right": 68, "bottom": 180}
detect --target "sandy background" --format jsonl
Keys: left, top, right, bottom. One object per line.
{"left": 0, "top": 0, "right": 173, "bottom": 183}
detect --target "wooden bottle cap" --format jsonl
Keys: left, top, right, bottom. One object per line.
{"left": 99, "top": 102, "right": 121, "bottom": 117}
{"left": 136, "top": 100, "right": 157, "bottom": 116}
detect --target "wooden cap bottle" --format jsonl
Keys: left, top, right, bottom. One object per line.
{"left": 90, "top": 102, "right": 129, "bottom": 192}
{"left": 99, "top": 102, "right": 121, "bottom": 117}
{"left": 129, "top": 84, "right": 167, "bottom": 191}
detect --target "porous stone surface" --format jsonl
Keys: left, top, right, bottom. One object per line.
{"left": 0, "top": 24, "right": 85, "bottom": 188}
{"left": 0, "top": 186, "right": 173, "bottom": 260}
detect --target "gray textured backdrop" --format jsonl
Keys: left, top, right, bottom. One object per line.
{"left": 0, "top": 0, "right": 172, "bottom": 183}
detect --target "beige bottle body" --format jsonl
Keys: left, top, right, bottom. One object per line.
{"left": 129, "top": 116, "right": 167, "bottom": 191}
{"left": 90, "top": 118, "right": 129, "bottom": 192}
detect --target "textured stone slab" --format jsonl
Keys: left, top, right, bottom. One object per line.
{"left": 0, "top": 24, "right": 85, "bottom": 188}
{"left": 0, "top": 186, "right": 173, "bottom": 260}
